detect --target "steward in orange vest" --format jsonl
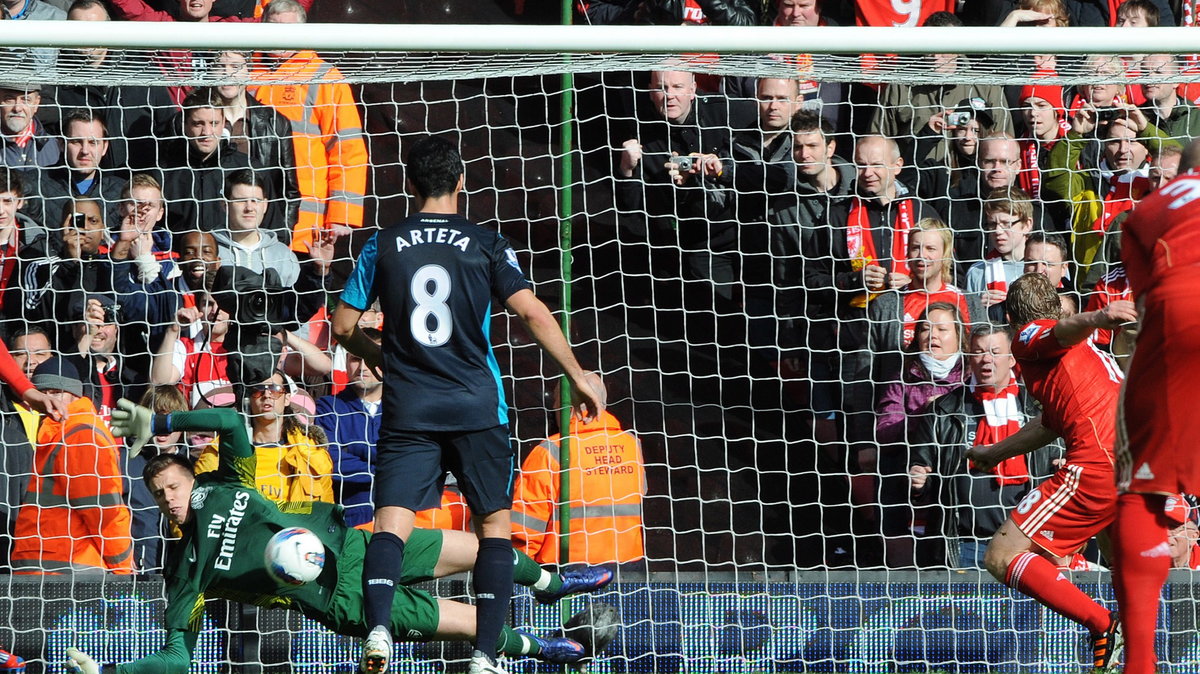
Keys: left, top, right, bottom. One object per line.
{"left": 249, "top": 45, "right": 368, "bottom": 254}
{"left": 512, "top": 407, "right": 645, "bottom": 565}
{"left": 11, "top": 358, "right": 133, "bottom": 574}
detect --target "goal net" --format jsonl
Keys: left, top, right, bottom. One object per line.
{"left": 0, "top": 21, "right": 1197, "bottom": 673}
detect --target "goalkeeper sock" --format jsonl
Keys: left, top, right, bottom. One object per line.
{"left": 473, "top": 537, "right": 515, "bottom": 660}
{"left": 1113, "top": 492, "right": 1171, "bottom": 674}
{"left": 362, "top": 531, "right": 405, "bottom": 631}
{"left": 511, "top": 549, "right": 559, "bottom": 593}
{"left": 1004, "top": 551, "right": 1110, "bottom": 633}
{"left": 496, "top": 627, "right": 539, "bottom": 656}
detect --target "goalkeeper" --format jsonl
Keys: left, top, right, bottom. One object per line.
{"left": 65, "top": 399, "right": 614, "bottom": 674}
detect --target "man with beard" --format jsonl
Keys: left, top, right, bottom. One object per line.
{"left": 0, "top": 82, "right": 58, "bottom": 170}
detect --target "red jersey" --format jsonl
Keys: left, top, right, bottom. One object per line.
{"left": 174, "top": 335, "right": 230, "bottom": 407}
{"left": 901, "top": 284, "right": 970, "bottom": 347}
{"left": 855, "top": 0, "right": 953, "bottom": 27}
{"left": 1121, "top": 172, "right": 1200, "bottom": 297}
{"left": 1085, "top": 267, "right": 1133, "bottom": 346}
{"left": 1011, "top": 319, "right": 1123, "bottom": 468}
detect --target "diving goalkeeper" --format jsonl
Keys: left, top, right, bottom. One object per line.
{"left": 65, "top": 400, "right": 615, "bottom": 674}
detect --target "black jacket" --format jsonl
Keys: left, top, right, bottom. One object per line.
{"left": 911, "top": 384, "right": 1062, "bottom": 566}
{"left": 637, "top": 0, "right": 756, "bottom": 25}
{"left": 19, "top": 165, "right": 128, "bottom": 233}
{"left": 243, "top": 96, "right": 301, "bottom": 244}
{"left": 157, "top": 140, "right": 252, "bottom": 235}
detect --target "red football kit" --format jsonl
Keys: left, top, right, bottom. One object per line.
{"left": 1085, "top": 267, "right": 1132, "bottom": 347}
{"left": 1009, "top": 319, "right": 1122, "bottom": 556}
{"left": 1119, "top": 173, "right": 1200, "bottom": 495}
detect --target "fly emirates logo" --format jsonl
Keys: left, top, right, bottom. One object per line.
{"left": 206, "top": 491, "right": 250, "bottom": 571}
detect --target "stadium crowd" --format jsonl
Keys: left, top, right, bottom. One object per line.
{"left": 0, "top": 0, "right": 1196, "bottom": 605}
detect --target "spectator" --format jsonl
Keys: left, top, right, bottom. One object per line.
{"left": 512, "top": 373, "right": 646, "bottom": 565}
{"left": 175, "top": 229, "right": 219, "bottom": 293}
{"left": 7, "top": 325, "right": 52, "bottom": 442}
{"left": 0, "top": 0, "right": 65, "bottom": 68}
{"left": 23, "top": 198, "right": 113, "bottom": 331}
{"left": 1061, "top": 0, "right": 1172, "bottom": 26}
{"left": 65, "top": 294, "right": 146, "bottom": 420}
{"left": 194, "top": 369, "right": 333, "bottom": 504}
{"left": 22, "top": 109, "right": 127, "bottom": 234}
{"left": 249, "top": 0, "right": 368, "bottom": 253}
{"left": 125, "top": 384, "right": 188, "bottom": 572}
{"left": 211, "top": 168, "right": 300, "bottom": 286}
{"left": 875, "top": 302, "right": 967, "bottom": 567}
{"left": 910, "top": 98, "right": 992, "bottom": 199}
{"left": 208, "top": 52, "right": 301, "bottom": 243}
{"left": 871, "top": 12, "right": 1012, "bottom": 164}
{"left": 44, "top": 0, "right": 175, "bottom": 172}
{"left": 891, "top": 218, "right": 972, "bottom": 349}
{"left": 1115, "top": 0, "right": 1163, "bottom": 26}
{"left": 635, "top": 0, "right": 756, "bottom": 24}
{"left": 0, "top": 169, "right": 50, "bottom": 328}
{"left": 0, "top": 82, "right": 58, "bottom": 169}
{"left": 314, "top": 327, "right": 382, "bottom": 528}
{"left": 1023, "top": 231, "right": 1071, "bottom": 289}
{"left": 1016, "top": 83, "right": 1068, "bottom": 218}
{"left": 159, "top": 89, "right": 252, "bottom": 237}
{"left": 1044, "top": 105, "right": 1171, "bottom": 278}
{"left": 964, "top": 188, "right": 1036, "bottom": 321}
{"left": 909, "top": 324, "right": 1060, "bottom": 568}
{"left": 151, "top": 291, "right": 232, "bottom": 408}
{"left": 1140, "top": 54, "right": 1200, "bottom": 142}
{"left": 10, "top": 356, "right": 134, "bottom": 574}
{"left": 1165, "top": 495, "right": 1200, "bottom": 569}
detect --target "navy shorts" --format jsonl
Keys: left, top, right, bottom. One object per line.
{"left": 375, "top": 425, "right": 515, "bottom": 516}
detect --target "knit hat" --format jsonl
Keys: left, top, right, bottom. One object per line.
{"left": 31, "top": 357, "right": 83, "bottom": 397}
{"left": 1019, "top": 83, "right": 1065, "bottom": 111}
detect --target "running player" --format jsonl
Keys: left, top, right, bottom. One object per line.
{"left": 63, "top": 400, "right": 613, "bottom": 674}
{"left": 967, "top": 272, "right": 1136, "bottom": 671}
{"left": 1111, "top": 154, "right": 1200, "bottom": 674}
{"left": 331, "top": 136, "right": 603, "bottom": 674}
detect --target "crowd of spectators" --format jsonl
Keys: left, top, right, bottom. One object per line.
{"left": 2, "top": 0, "right": 1200, "bottom": 579}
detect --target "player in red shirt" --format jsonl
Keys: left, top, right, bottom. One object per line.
{"left": 1112, "top": 162, "right": 1200, "bottom": 674}
{"left": 967, "top": 272, "right": 1136, "bottom": 672}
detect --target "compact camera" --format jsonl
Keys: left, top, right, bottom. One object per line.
{"left": 673, "top": 155, "right": 697, "bottom": 172}
{"left": 946, "top": 111, "right": 972, "bottom": 127}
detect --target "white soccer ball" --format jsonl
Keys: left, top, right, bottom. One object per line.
{"left": 265, "top": 527, "right": 326, "bottom": 585}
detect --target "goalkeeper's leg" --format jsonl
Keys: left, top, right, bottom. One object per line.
{"left": 430, "top": 598, "right": 587, "bottom": 666}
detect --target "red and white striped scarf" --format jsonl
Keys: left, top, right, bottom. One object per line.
{"left": 971, "top": 381, "right": 1030, "bottom": 486}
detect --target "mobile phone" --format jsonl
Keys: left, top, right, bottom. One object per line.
{"left": 71, "top": 212, "right": 86, "bottom": 229}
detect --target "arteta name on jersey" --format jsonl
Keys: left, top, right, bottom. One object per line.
{"left": 394, "top": 226, "right": 471, "bottom": 253}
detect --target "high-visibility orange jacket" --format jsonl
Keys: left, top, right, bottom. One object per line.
{"left": 511, "top": 411, "right": 645, "bottom": 565}
{"left": 355, "top": 486, "right": 472, "bottom": 533}
{"left": 249, "top": 51, "right": 368, "bottom": 253}
{"left": 11, "top": 396, "right": 134, "bottom": 574}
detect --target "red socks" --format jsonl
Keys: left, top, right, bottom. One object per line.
{"left": 1004, "top": 551, "right": 1112, "bottom": 634}
{"left": 1113, "top": 492, "right": 1172, "bottom": 674}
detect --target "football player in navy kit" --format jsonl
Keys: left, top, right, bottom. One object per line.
{"left": 332, "top": 136, "right": 603, "bottom": 674}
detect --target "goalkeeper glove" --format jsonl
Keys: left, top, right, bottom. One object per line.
{"left": 65, "top": 648, "right": 99, "bottom": 674}
{"left": 110, "top": 398, "right": 152, "bottom": 454}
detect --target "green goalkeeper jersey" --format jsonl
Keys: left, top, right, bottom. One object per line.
{"left": 116, "top": 408, "right": 357, "bottom": 674}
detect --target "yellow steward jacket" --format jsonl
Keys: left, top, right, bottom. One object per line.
{"left": 196, "top": 427, "right": 334, "bottom": 504}
{"left": 11, "top": 396, "right": 134, "bottom": 574}
{"left": 249, "top": 50, "right": 368, "bottom": 253}
{"left": 511, "top": 411, "right": 645, "bottom": 565}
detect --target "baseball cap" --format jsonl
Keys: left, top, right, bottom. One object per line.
{"left": 1164, "top": 493, "right": 1199, "bottom": 526}
{"left": 32, "top": 357, "right": 84, "bottom": 397}
{"left": 952, "top": 97, "right": 995, "bottom": 128}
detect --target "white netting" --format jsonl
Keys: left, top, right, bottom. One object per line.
{"left": 0, "top": 20, "right": 1196, "bottom": 673}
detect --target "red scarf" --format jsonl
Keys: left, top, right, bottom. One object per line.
{"left": 971, "top": 381, "right": 1030, "bottom": 486}
{"left": 11, "top": 121, "right": 33, "bottom": 149}
{"left": 847, "top": 197, "right": 914, "bottom": 307}
{"left": 1093, "top": 171, "right": 1151, "bottom": 232}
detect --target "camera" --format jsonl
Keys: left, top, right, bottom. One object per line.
{"left": 71, "top": 212, "right": 87, "bottom": 229}
{"left": 946, "top": 111, "right": 972, "bottom": 127}
{"left": 1096, "top": 108, "right": 1122, "bottom": 125}
{"left": 211, "top": 265, "right": 299, "bottom": 348}
{"left": 673, "top": 155, "right": 697, "bottom": 172}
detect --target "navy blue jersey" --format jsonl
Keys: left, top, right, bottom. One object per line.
{"left": 341, "top": 213, "right": 532, "bottom": 431}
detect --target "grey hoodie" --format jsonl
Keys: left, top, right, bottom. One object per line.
{"left": 211, "top": 228, "right": 299, "bottom": 287}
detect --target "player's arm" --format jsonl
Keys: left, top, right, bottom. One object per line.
{"left": 966, "top": 415, "right": 1060, "bottom": 472}
{"left": 113, "top": 401, "right": 256, "bottom": 487}
{"left": 1052, "top": 299, "right": 1138, "bottom": 346}
{"left": 505, "top": 289, "right": 603, "bottom": 422}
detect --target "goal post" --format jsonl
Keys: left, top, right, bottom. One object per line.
{"left": 2, "top": 20, "right": 1200, "bottom": 672}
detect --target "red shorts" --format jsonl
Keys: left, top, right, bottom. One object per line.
{"left": 1011, "top": 463, "right": 1117, "bottom": 558}
{"left": 1120, "top": 278, "right": 1200, "bottom": 495}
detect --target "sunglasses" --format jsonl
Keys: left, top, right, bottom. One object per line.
{"left": 249, "top": 383, "right": 287, "bottom": 398}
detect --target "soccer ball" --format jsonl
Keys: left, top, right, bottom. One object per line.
{"left": 265, "top": 527, "right": 326, "bottom": 585}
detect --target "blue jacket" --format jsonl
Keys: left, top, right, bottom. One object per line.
{"left": 314, "top": 390, "right": 379, "bottom": 527}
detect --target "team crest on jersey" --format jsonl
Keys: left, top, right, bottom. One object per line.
{"left": 191, "top": 485, "right": 212, "bottom": 511}
{"left": 1018, "top": 324, "right": 1042, "bottom": 345}
{"left": 504, "top": 248, "right": 523, "bottom": 273}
